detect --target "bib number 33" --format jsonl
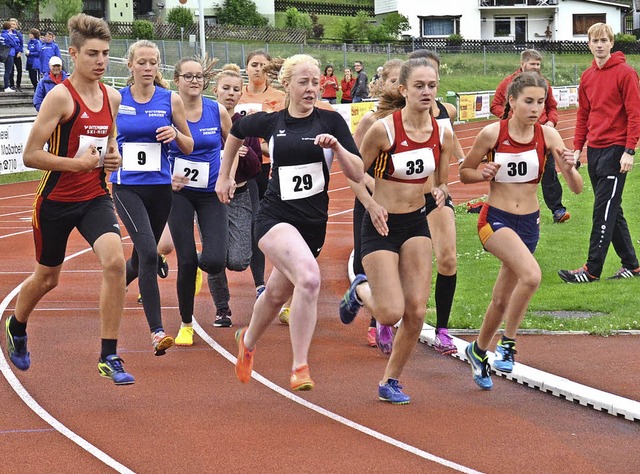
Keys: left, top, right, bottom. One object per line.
{"left": 278, "top": 162, "right": 325, "bottom": 201}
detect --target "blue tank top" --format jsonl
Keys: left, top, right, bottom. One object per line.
{"left": 111, "top": 85, "right": 173, "bottom": 186}
{"left": 169, "top": 97, "right": 222, "bottom": 193}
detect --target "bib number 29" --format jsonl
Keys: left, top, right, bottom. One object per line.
{"left": 293, "top": 174, "right": 313, "bottom": 192}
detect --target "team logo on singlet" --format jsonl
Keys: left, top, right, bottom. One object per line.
{"left": 118, "top": 105, "right": 136, "bottom": 115}
{"left": 400, "top": 140, "right": 408, "bottom": 147}
{"left": 80, "top": 112, "right": 89, "bottom": 119}
{"left": 277, "top": 130, "right": 286, "bottom": 137}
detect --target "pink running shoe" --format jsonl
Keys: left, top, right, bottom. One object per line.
{"left": 375, "top": 321, "right": 393, "bottom": 355}
{"left": 367, "top": 327, "right": 377, "bottom": 347}
{"left": 434, "top": 328, "right": 457, "bottom": 355}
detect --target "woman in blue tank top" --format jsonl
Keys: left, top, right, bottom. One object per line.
{"left": 167, "top": 57, "right": 232, "bottom": 347}
{"left": 111, "top": 40, "right": 193, "bottom": 357}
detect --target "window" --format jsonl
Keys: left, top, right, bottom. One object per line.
{"left": 573, "top": 14, "right": 606, "bottom": 35}
{"left": 421, "top": 17, "right": 459, "bottom": 37}
{"left": 494, "top": 17, "right": 511, "bottom": 37}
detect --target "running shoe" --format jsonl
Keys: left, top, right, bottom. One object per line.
{"left": 235, "top": 327, "right": 254, "bottom": 383}
{"left": 175, "top": 326, "right": 194, "bottom": 346}
{"left": 553, "top": 209, "right": 570, "bottom": 223}
{"left": 607, "top": 267, "right": 640, "bottom": 280}
{"left": 465, "top": 341, "right": 492, "bottom": 390}
{"left": 157, "top": 254, "right": 169, "bottom": 279}
{"left": 214, "top": 308, "right": 232, "bottom": 328}
{"left": 278, "top": 307, "right": 290, "bottom": 325}
{"left": 5, "top": 316, "right": 30, "bottom": 371}
{"left": 378, "top": 378, "right": 410, "bottom": 405}
{"left": 339, "top": 273, "right": 367, "bottom": 324}
{"left": 98, "top": 355, "right": 135, "bottom": 385}
{"left": 290, "top": 364, "right": 315, "bottom": 391}
{"left": 255, "top": 285, "right": 265, "bottom": 299}
{"left": 194, "top": 266, "right": 203, "bottom": 296}
{"left": 375, "top": 321, "right": 393, "bottom": 355}
{"left": 137, "top": 293, "right": 142, "bottom": 305}
{"left": 434, "top": 328, "right": 457, "bottom": 355}
{"left": 494, "top": 339, "right": 517, "bottom": 373}
{"left": 151, "top": 330, "right": 174, "bottom": 356}
{"left": 367, "top": 327, "right": 377, "bottom": 347}
{"left": 558, "top": 265, "right": 598, "bottom": 283}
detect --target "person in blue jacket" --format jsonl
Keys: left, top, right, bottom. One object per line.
{"left": 9, "top": 19, "right": 23, "bottom": 92}
{"left": 25, "top": 28, "right": 42, "bottom": 89}
{"left": 39, "top": 31, "right": 61, "bottom": 76}
{"left": 33, "top": 56, "right": 68, "bottom": 111}
{"left": 1, "top": 21, "right": 19, "bottom": 92}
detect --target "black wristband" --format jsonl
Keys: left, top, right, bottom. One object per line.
{"left": 624, "top": 148, "right": 635, "bottom": 156}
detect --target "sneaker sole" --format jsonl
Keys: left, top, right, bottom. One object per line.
{"left": 154, "top": 336, "right": 174, "bottom": 356}
{"left": 213, "top": 322, "right": 232, "bottom": 328}
{"left": 378, "top": 396, "right": 410, "bottom": 405}
{"left": 494, "top": 363, "right": 513, "bottom": 373}
{"left": 435, "top": 346, "right": 458, "bottom": 356}
{"left": 292, "top": 380, "right": 314, "bottom": 391}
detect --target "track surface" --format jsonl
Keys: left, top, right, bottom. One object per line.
{"left": 1, "top": 109, "right": 639, "bottom": 473}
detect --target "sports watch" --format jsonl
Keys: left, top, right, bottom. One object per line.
{"left": 624, "top": 148, "right": 636, "bottom": 156}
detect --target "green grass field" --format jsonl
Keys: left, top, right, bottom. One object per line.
{"left": 435, "top": 164, "right": 640, "bottom": 334}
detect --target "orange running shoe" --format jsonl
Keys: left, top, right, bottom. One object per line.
{"left": 290, "top": 364, "right": 315, "bottom": 391}
{"left": 235, "top": 327, "right": 254, "bottom": 383}
{"left": 367, "top": 327, "right": 377, "bottom": 347}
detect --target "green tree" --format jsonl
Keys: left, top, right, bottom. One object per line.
{"left": 379, "top": 12, "right": 409, "bottom": 40}
{"left": 336, "top": 18, "right": 360, "bottom": 43}
{"left": 284, "top": 7, "right": 312, "bottom": 31}
{"left": 216, "top": 0, "right": 268, "bottom": 27}
{"left": 0, "top": 0, "right": 46, "bottom": 20}
{"left": 167, "top": 6, "right": 194, "bottom": 28}
{"left": 132, "top": 20, "right": 154, "bottom": 40}
{"left": 52, "top": 0, "right": 82, "bottom": 24}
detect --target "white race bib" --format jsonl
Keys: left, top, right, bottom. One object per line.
{"left": 390, "top": 147, "right": 436, "bottom": 181}
{"left": 75, "top": 135, "right": 108, "bottom": 168}
{"left": 494, "top": 149, "right": 539, "bottom": 183}
{"left": 235, "top": 103, "right": 262, "bottom": 117}
{"left": 278, "top": 162, "right": 325, "bottom": 201}
{"left": 122, "top": 142, "right": 162, "bottom": 172}
{"left": 173, "top": 157, "right": 210, "bottom": 189}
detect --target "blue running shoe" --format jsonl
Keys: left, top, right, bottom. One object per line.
{"left": 378, "top": 378, "right": 410, "bottom": 405}
{"left": 465, "top": 342, "right": 492, "bottom": 390}
{"left": 5, "top": 316, "right": 30, "bottom": 371}
{"left": 494, "top": 339, "right": 516, "bottom": 373}
{"left": 339, "top": 274, "right": 367, "bottom": 324}
{"left": 98, "top": 355, "right": 135, "bottom": 385}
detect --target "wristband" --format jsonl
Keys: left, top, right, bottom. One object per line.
{"left": 173, "top": 126, "right": 179, "bottom": 138}
{"left": 624, "top": 148, "right": 635, "bottom": 156}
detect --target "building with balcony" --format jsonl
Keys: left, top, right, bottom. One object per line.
{"left": 375, "top": 0, "right": 633, "bottom": 41}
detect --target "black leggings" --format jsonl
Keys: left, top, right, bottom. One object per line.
{"left": 168, "top": 188, "right": 228, "bottom": 323}
{"left": 113, "top": 183, "right": 172, "bottom": 333}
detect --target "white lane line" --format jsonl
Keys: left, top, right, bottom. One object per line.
{"left": 0, "top": 193, "right": 34, "bottom": 201}
{"left": 0, "top": 230, "right": 32, "bottom": 240}
{"left": 191, "top": 320, "right": 483, "bottom": 473}
{"left": 0, "top": 210, "right": 32, "bottom": 218}
{"left": 0, "top": 247, "right": 135, "bottom": 474}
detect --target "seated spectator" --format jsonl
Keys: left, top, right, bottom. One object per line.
{"left": 33, "top": 56, "right": 68, "bottom": 111}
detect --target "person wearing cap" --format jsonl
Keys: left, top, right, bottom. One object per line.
{"left": 33, "top": 56, "right": 68, "bottom": 111}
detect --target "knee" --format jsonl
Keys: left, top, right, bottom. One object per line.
{"left": 436, "top": 252, "right": 457, "bottom": 275}
{"left": 199, "top": 254, "right": 225, "bottom": 275}
{"left": 295, "top": 268, "right": 321, "bottom": 298}
{"left": 36, "top": 272, "right": 60, "bottom": 293}
{"left": 226, "top": 255, "right": 250, "bottom": 272}
{"left": 102, "top": 253, "right": 126, "bottom": 278}
{"left": 374, "top": 300, "right": 405, "bottom": 326}
{"left": 520, "top": 270, "right": 542, "bottom": 293}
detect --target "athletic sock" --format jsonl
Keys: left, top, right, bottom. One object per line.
{"left": 501, "top": 335, "right": 516, "bottom": 345}
{"left": 435, "top": 273, "right": 457, "bottom": 329}
{"left": 9, "top": 315, "right": 27, "bottom": 337}
{"left": 473, "top": 341, "right": 487, "bottom": 358}
{"left": 101, "top": 339, "right": 118, "bottom": 360}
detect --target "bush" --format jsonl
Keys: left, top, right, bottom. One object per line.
{"left": 52, "top": 0, "right": 82, "bottom": 24}
{"left": 217, "top": 0, "right": 268, "bottom": 27}
{"left": 447, "top": 34, "right": 464, "bottom": 45}
{"left": 167, "top": 6, "right": 194, "bottom": 29}
{"left": 284, "top": 7, "right": 312, "bottom": 31}
{"left": 614, "top": 33, "right": 637, "bottom": 43}
{"left": 132, "top": 20, "right": 154, "bottom": 40}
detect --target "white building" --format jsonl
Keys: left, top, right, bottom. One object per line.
{"left": 375, "top": 0, "right": 632, "bottom": 41}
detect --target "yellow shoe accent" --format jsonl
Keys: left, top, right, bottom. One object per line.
{"left": 194, "top": 267, "right": 203, "bottom": 296}
{"left": 175, "top": 326, "right": 194, "bottom": 346}
{"left": 278, "top": 307, "right": 290, "bottom": 325}
{"left": 290, "top": 364, "right": 314, "bottom": 391}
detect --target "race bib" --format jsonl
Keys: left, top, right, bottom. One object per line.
{"left": 122, "top": 142, "right": 162, "bottom": 172}
{"left": 235, "top": 103, "right": 262, "bottom": 117}
{"left": 494, "top": 149, "right": 539, "bottom": 183}
{"left": 390, "top": 147, "right": 436, "bottom": 181}
{"left": 173, "top": 157, "right": 210, "bottom": 189}
{"left": 75, "top": 135, "right": 108, "bottom": 168}
{"left": 278, "top": 162, "right": 325, "bottom": 201}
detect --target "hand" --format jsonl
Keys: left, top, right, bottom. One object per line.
{"left": 620, "top": 152, "right": 634, "bottom": 174}
{"left": 215, "top": 175, "right": 237, "bottom": 204}
{"left": 76, "top": 145, "right": 100, "bottom": 172}
{"left": 157, "top": 125, "right": 177, "bottom": 144}
{"left": 366, "top": 201, "right": 389, "bottom": 237}
{"left": 102, "top": 144, "right": 122, "bottom": 172}
{"left": 481, "top": 162, "right": 500, "bottom": 181}
{"left": 556, "top": 147, "right": 575, "bottom": 168}
{"left": 238, "top": 145, "right": 248, "bottom": 157}
{"left": 171, "top": 174, "right": 189, "bottom": 191}
{"left": 314, "top": 133, "right": 338, "bottom": 150}
{"left": 432, "top": 187, "right": 446, "bottom": 209}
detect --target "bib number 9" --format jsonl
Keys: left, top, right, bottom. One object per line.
{"left": 138, "top": 151, "right": 146, "bottom": 166}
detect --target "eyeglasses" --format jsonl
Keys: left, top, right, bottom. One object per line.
{"left": 180, "top": 73, "right": 205, "bottom": 82}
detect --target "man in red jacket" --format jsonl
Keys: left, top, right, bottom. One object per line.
{"left": 491, "top": 48, "right": 570, "bottom": 223}
{"left": 558, "top": 23, "right": 640, "bottom": 283}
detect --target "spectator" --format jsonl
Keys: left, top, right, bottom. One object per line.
{"left": 559, "top": 23, "right": 640, "bottom": 283}
{"left": 33, "top": 56, "right": 68, "bottom": 111}
{"left": 491, "top": 49, "right": 570, "bottom": 224}
{"left": 340, "top": 67, "right": 355, "bottom": 104}
{"left": 39, "top": 31, "right": 61, "bottom": 76}
{"left": 351, "top": 60, "right": 369, "bottom": 103}
{"left": 1, "top": 21, "right": 19, "bottom": 92}
{"left": 320, "top": 64, "right": 339, "bottom": 104}
{"left": 8, "top": 18, "right": 23, "bottom": 92}
{"left": 25, "top": 28, "right": 42, "bottom": 89}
